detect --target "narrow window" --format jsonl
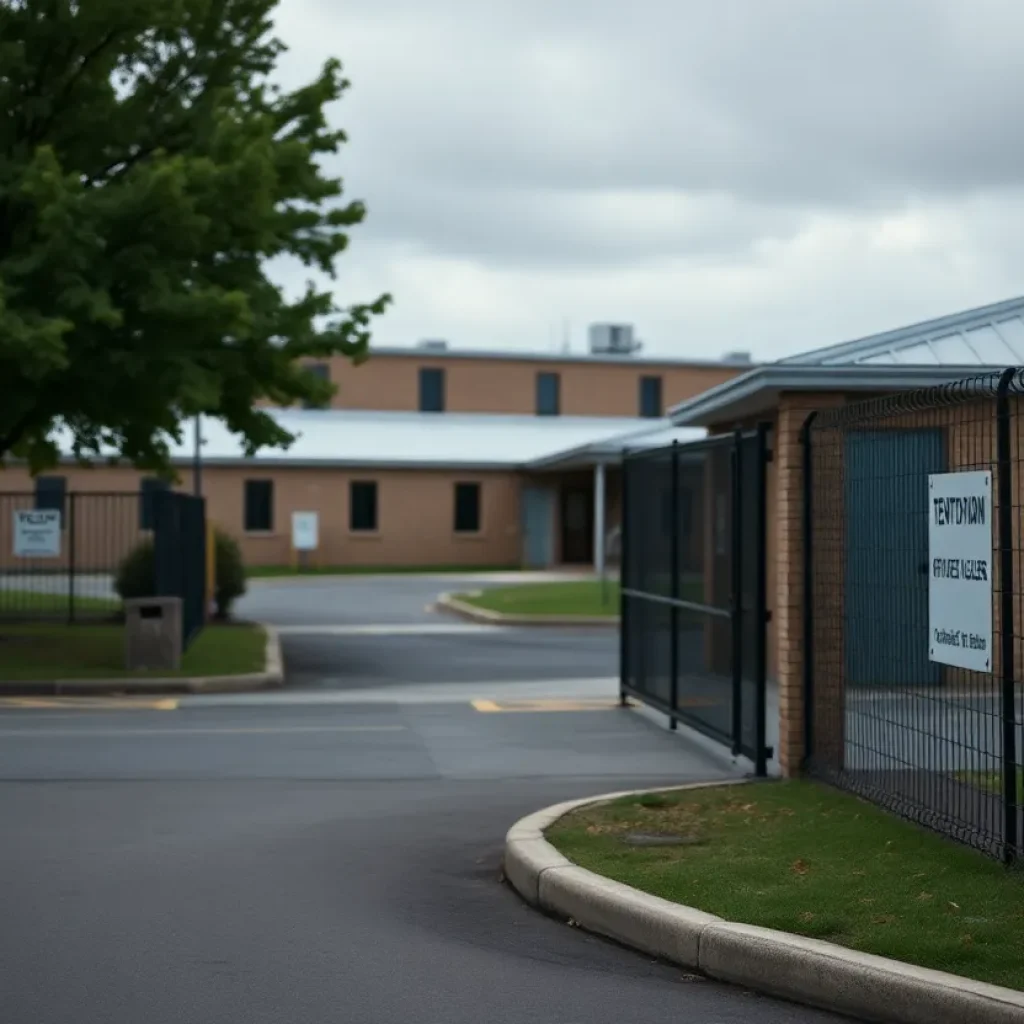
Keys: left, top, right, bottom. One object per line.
{"left": 419, "top": 367, "right": 446, "bottom": 412}
{"left": 535, "top": 371, "right": 561, "bottom": 416}
{"left": 639, "top": 375, "right": 663, "bottom": 418}
{"left": 34, "top": 475, "right": 66, "bottom": 516}
{"left": 303, "top": 362, "right": 331, "bottom": 409}
{"left": 349, "top": 481, "right": 378, "bottom": 532}
{"left": 244, "top": 479, "right": 274, "bottom": 532}
{"left": 454, "top": 482, "right": 481, "bottom": 533}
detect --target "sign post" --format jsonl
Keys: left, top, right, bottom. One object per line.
{"left": 13, "top": 510, "right": 62, "bottom": 558}
{"left": 291, "top": 511, "right": 319, "bottom": 571}
{"left": 928, "top": 471, "right": 992, "bottom": 673}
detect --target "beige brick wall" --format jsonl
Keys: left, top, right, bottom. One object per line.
{"left": 0, "top": 463, "right": 525, "bottom": 570}
{"left": 292, "top": 353, "right": 744, "bottom": 417}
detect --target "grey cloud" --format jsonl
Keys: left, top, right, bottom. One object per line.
{"left": 314, "top": 0, "right": 1024, "bottom": 207}
{"left": 352, "top": 180, "right": 808, "bottom": 267}
{"left": 271, "top": 0, "right": 1024, "bottom": 357}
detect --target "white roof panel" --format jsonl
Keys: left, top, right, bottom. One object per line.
{"left": 669, "top": 294, "right": 1024, "bottom": 427}
{"left": 778, "top": 294, "right": 1024, "bottom": 367}
{"left": 526, "top": 419, "right": 706, "bottom": 468}
{"left": 56, "top": 410, "right": 669, "bottom": 470}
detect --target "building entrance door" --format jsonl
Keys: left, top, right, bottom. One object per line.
{"left": 560, "top": 485, "right": 593, "bottom": 564}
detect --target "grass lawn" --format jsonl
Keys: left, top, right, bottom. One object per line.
{"left": 956, "top": 769, "right": 1024, "bottom": 804}
{"left": 547, "top": 780, "right": 1024, "bottom": 990}
{"left": 0, "top": 590, "right": 120, "bottom": 614}
{"left": 459, "top": 580, "right": 621, "bottom": 616}
{"left": 0, "top": 623, "right": 266, "bottom": 680}
{"left": 458, "top": 577, "right": 706, "bottom": 617}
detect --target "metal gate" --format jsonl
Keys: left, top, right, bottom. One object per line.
{"left": 153, "top": 490, "right": 207, "bottom": 649}
{"left": 619, "top": 427, "right": 772, "bottom": 774}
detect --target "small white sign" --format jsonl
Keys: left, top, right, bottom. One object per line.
{"left": 13, "top": 509, "right": 62, "bottom": 558}
{"left": 292, "top": 511, "right": 319, "bottom": 551}
{"left": 928, "top": 471, "right": 992, "bottom": 673}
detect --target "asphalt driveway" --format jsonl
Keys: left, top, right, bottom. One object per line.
{"left": 238, "top": 573, "right": 619, "bottom": 691}
{"left": 0, "top": 575, "right": 842, "bottom": 1023}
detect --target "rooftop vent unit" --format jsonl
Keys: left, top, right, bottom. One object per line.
{"left": 417, "top": 339, "right": 449, "bottom": 351}
{"left": 722, "top": 350, "right": 752, "bottom": 363}
{"left": 588, "top": 323, "right": 642, "bottom": 356}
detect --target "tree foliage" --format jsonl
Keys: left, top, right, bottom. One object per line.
{"left": 0, "top": 0, "right": 389, "bottom": 471}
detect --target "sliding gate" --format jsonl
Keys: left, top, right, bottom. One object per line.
{"left": 619, "top": 427, "right": 772, "bottom": 775}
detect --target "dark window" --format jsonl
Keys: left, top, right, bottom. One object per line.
{"left": 244, "top": 479, "right": 274, "bottom": 532}
{"left": 454, "top": 482, "right": 481, "bottom": 533}
{"left": 139, "top": 477, "right": 169, "bottom": 531}
{"left": 419, "top": 367, "right": 445, "bottom": 412}
{"left": 535, "top": 372, "right": 560, "bottom": 416}
{"left": 639, "top": 375, "right": 663, "bottom": 418}
{"left": 350, "top": 481, "right": 378, "bottom": 532}
{"left": 35, "top": 476, "right": 66, "bottom": 526}
{"left": 303, "top": 362, "right": 331, "bottom": 409}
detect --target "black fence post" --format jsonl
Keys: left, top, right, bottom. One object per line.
{"left": 730, "top": 429, "right": 743, "bottom": 756}
{"left": 619, "top": 450, "right": 630, "bottom": 708}
{"left": 995, "top": 367, "right": 1018, "bottom": 865}
{"left": 67, "top": 492, "right": 76, "bottom": 625}
{"left": 800, "top": 412, "right": 818, "bottom": 769}
{"left": 669, "top": 441, "right": 680, "bottom": 730}
{"left": 754, "top": 423, "right": 770, "bottom": 777}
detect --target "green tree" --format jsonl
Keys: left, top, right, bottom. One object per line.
{"left": 0, "top": 0, "right": 389, "bottom": 471}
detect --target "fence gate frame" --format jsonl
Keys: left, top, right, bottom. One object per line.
{"left": 153, "top": 490, "right": 208, "bottom": 650}
{"left": 801, "top": 368, "right": 1023, "bottom": 865}
{"left": 619, "top": 425, "right": 773, "bottom": 776}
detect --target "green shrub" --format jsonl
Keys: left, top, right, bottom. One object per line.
{"left": 114, "top": 537, "right": 156, "bottom": 602}
{"left": 114, "top": 528, "right": 247, "bottom": 620}
{"left": 213, "top": 529, "right": 246, "bottom": 620}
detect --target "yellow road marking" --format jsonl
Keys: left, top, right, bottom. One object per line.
{"left": 471, "top": 699, "right": 503, "bottom": 712}
{"left": 471, "top": 698, "right": 632, "bottom": 713}
{"left": 471, "top": 696, "right": 720, "bottom": 713}
{"left": 0, "top": 696, "right": 179, "bottom": 711}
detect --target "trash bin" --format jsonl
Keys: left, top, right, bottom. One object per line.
{"left": 124, "top": 597, "right": 183, "bottom": 672}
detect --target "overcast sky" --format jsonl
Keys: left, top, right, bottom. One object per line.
{"left": 271, "top": 0, "right": 1024, "bottom": 360}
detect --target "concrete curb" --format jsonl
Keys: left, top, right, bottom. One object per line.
{"left": 504, "top": 782, "right": 1024, "bottom": 1024}
{"left": 0, "top": 625, "right": 285, "bottom": 696}
{"left": 436, "top": 592, "right": 618, "bottom": 628}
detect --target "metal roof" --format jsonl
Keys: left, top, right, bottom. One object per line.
{"left": 365, "top": 344, "right": 757, "bottom": 370}
{"left": 669, "top": 294, "right": 1024, "bottom": 427}
{"left": 669, "top": 365, "right": 996, "bottom": 426}
{"left": 54, "top": 409, "right": 671, "bottom": 471}
{"left": 527, "top": 419, "right": 706, "bottom": 469}
{"left": 777, "top": 294, "right": 1024, "bottom": 367}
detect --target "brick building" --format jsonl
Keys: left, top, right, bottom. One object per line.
{"left": 0, "top": 324, "right": 742, "bottom": 570}
{"left": 3, "top": 297, "right": 1023, "bottom": 602}
{"left": 665, "top": 293, "right": 1024, "bottom": 775}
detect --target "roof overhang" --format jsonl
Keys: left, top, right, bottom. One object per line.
{"left": 525, "top": 420, "right": 707, "bottom": 471}
{"left": 49, "top": 455, "right": 530, "bottom": 473}
{"left": 777, "top": 294, "right": 1024, "bottom": 366}
{"left": 668, "top": 364, "right": 1004, "bottom": 427}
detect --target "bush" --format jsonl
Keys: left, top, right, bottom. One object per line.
{"left": 114, "top": 528, "right": 247, "bottom": 620}
{"left": 114, "top": 537, "right": 156, "bottom": 602}
{"left": 213, "top": 529, "right": 246, "bottom": 620}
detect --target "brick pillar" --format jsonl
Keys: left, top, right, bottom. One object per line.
{"left": 774, "top": 393, "right": 846, "bottom": 777}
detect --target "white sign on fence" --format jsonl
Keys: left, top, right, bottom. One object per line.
{"left": 13, "top": 509, "right": 62, "bottom": 558}
{"left": 291, "top": 511, "right": 319, "bottom": 551}
{"left": 928, "top": 470, "right": 992, "bottom": 673}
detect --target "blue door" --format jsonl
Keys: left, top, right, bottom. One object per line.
{"left": 844, "top": 430, "right": 944, "bottom": 687}
{"left": 522, "top": 487, "right": 555, "bottom": 568}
